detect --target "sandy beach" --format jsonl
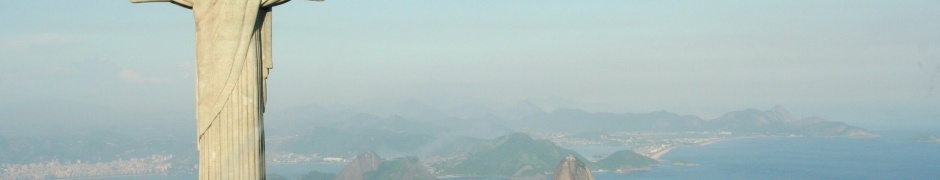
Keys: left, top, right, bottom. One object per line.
{"left": 650, "top": 136, "right": 767, "bottom": 160}
{"left": 699, "top": 138, "right": 724, "bottom": 146}
{"left": 649, "top": 146, "right": 676, "bottom": 160}
{"left": 701, "top": 137, "right": 765, "bottom": 146}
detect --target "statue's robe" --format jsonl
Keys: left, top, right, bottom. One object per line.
{"left": 133, "top": 0, "right": 289, "bottom": 179}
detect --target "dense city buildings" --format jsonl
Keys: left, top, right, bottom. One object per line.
{"left": 1, "top": 155, "right": 172, "bottom": 179}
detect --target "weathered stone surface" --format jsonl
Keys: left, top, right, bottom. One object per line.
{"left": 129, "top": 0, "right": 298, "bottom": 179}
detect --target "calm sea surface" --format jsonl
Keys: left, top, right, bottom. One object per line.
{"left": 595, "top": 134, "right": 940, "bottom": 179}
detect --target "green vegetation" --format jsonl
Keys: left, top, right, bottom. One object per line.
{"left": 442, "top": 132, "right": 587, "bottom": 178}
{"left": 594, "top": 150, "right": 658, "bottom": 172}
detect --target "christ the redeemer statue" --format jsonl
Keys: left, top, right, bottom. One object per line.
{"left": 130, "top": 0, "right": 315, "bottom": 179}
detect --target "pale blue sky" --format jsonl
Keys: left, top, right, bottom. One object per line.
{"left": 1, "top": 1, "right": 938, "bottom": 128}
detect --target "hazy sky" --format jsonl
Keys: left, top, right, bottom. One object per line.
{"left": 1, "top": 1, "right": 938, "bottom": 127}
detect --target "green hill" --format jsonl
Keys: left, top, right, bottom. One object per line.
{"left": 594, "top": 150, "right": 658, "bottom": 172}
{"left": 441, "top": 132, "right": 587, "bottom": 178}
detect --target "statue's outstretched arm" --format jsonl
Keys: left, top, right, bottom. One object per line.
{"left": 260, "top": 0, "right": 324, "bottom": 8}
{"left": 130, "top": 0, "right": 192, "bottom": 9}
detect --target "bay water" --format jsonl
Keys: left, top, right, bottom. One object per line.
{"left": 205, "top": 132, "right": 940, "bottom": 179}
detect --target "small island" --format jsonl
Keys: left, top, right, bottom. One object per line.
{"left": 669, "top": 160, "right": 699, "bottom": 167}
{"left": 593, "top": 150, "right": 658, "bottom": 173}
{"left": 911, "top": 135, "right": 940, "bottom": 143}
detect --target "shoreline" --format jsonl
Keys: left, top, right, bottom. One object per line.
{"left": 653, "top": 136, "right": 766, "bottom": 160}
{"left": 649, "top": 146, "right": 676, "bottom": 160}
{"left": 700, "top": 136, "right": 771, "bottom": 146}
{"left": 699, "top": 138, "right": 723, "bottom": 146}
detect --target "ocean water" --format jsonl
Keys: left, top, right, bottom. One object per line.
{"left": 598, "top": 135, "right": 940, "bottom": 179}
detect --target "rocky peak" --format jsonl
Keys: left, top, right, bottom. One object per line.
{"left": 336, "top": 151, "right": 381, "bottom": 180}
{"left": 552, "top": 155, "right": 594, "bottom": 180}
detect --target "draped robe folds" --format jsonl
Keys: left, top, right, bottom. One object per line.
{"left": 130, "top": 0, "right": 290, "bottom": 179}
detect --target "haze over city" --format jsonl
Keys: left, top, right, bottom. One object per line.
{"left": 1, "top": 1, "right": 939, "bottom": 179}
{"left": 3, "top": 1, "right": 938, "bottom": 132}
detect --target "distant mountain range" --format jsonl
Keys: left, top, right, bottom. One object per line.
{"left": 261, "top": 101, "right": 879, "bottom": 160}
{"left": 513, "top": 105, "right": 877, "bottom": 138}
{"left": 3, "top": 99, "right": 878, "bottom": 140}
{"left": 1, "top": 98, "right": 879, "bottom": 178}
{"left": 707, "top": 106, "right": 877, "bottom": 137}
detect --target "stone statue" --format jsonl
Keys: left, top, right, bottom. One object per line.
{"left": 130, "top": 0, "right": 317, "bottom": 179}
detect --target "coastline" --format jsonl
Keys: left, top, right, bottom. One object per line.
{"left": 652, "top": 136, "right": 765, "bottom": 160}
{"left": 699, "top": 138, "right": 723, "bottom": 146}
{"left": 599, "top": 134, "right": 940, "bottom": 179}
{"left": 649, "top": 146, "right": 676, "bottom": 160}
{"left": 700, "top": 136, "right": 767, "bottom": 146}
